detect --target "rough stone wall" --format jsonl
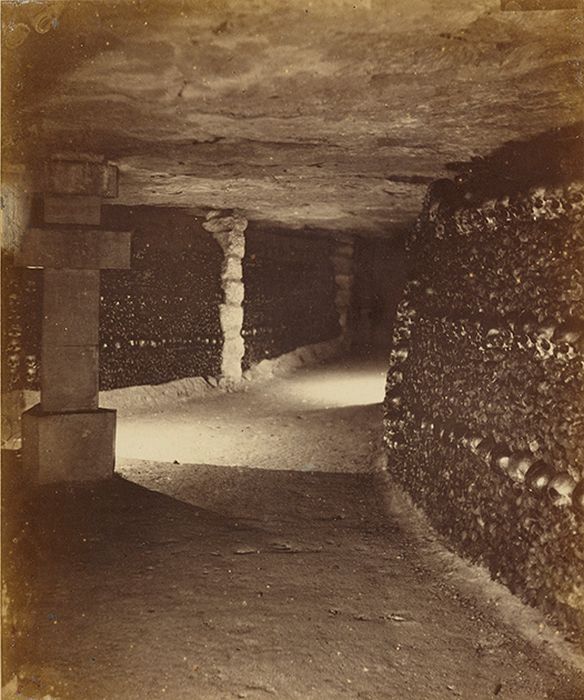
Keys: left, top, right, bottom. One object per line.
{"left": 99, "top": 206, "right": 223, "bottom": 389}
{"left": 330, "top": 235, "right": 355, "bottom": 348}
{"left": 242, "top": 230, "right": 341, "bottom": 369}
{"left": 384, "top": 183, "right": 584, "bottom": 634}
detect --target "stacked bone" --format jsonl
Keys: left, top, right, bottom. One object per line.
{"left": 2, "top": 264, "right": 42, "bottom": 393}
{"left": 242, "top": 231, "right": 340, "bottom": 369}
{"left": 384, "top": 183, "right": 584, "bottom": 633}
{"left": 100, "top": 209, "right": 224, "bottom": 389}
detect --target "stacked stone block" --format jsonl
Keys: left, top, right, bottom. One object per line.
{"left": 203, "top": 211, "right": 247, "bottom": 384}
{"left": 384, "top": 182, "right": 584, "bottom": 634}
{"left": 16, "top": 155, "right": 131, "bottom": 483}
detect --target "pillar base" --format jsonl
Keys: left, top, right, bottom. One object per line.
{"left": 21, "top": 405, "right": 116, "bottom": 484}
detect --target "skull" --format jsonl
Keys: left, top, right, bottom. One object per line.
{"left": 547, "top": 472, "right": 576, "bottom": 507}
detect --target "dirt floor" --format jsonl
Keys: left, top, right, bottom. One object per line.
{"left": 3, "top": 359, "right": 584, "bottom": 699}
{"left": 114, "top": 358, "right": 387, "bottom": 472}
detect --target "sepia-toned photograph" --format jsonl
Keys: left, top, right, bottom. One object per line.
{"left": 1, "top": 1, "right": 583, "bottom": 698}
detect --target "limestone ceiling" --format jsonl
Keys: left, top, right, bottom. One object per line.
{"left": 2, "top": 0, "right": 583, "bottom": 236}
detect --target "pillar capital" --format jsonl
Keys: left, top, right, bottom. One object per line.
{"left": 203, "top": 210, "right": 247, "bottom": 260}
{"left": 42, "top": 153, "right": 119, "bottom": 198}
{"left": 202, "top": 210, "right": 248, "bottom": 235}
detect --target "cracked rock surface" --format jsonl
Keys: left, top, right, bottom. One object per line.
{"left": 3, "top": 0, "right": 582, "bottom": 235}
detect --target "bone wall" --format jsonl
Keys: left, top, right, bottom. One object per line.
{"left": 242, "top": 229, "right": 341, "bottom": 369}
{"left": 99, "top": 206, "right": 223, "bottom": 389}
{"left": 2, "top": 201, "right": 351, "bottom": 437}
{"left": 383, "top": 183, "right": 584, "bottom": 634}
{"left": 2, "top": 205, "right": 225, "bottom": 397}
{"left": 1, "top": 170, "right": 40, "bottom": 397}
{"left": 2, "top": 261, "right": 42, "bottom": 394}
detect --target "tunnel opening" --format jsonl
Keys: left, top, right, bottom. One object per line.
{"left": 2, "top": 1, "right": 584, "bottom": 698}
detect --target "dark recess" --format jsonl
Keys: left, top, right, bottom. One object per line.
{"left": 242, "top": 228, "right": 339, "bottom": 370}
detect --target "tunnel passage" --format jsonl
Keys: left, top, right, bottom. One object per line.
{"left": 1, "top": 205, "right": 356, "bottom": 438}
{"left": 242, "top": 227, "right": 340, "bottom": 369}
{"left": 383, "top": 174, "right": 584, "bottom": 635}
{"left": 350, "top": 235, "right": 408, "bottom": 355}
{"left": 2, "top": 1, "right": 584, "bottom": 696}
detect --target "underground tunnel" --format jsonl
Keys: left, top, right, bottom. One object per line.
{"left": 1, "top": 1, "right": 584, "bottom": 698}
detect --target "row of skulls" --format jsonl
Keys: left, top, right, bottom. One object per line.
{"left": 418, "top": 183, "right": 584, "bottom": 238}
{"left": 385, "top": 343, "right": 584, "bottom": 517}
{"left": 406, "top": 219, "right": 584, "bottom": 323}
{"left": 384, "top": 183, "right": 584, "bottom": 521}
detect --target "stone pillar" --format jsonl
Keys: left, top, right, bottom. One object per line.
{"left": 1, "top": 164, "right": 33, "bottom": 253}
{"left": 15, "top": 155, "right": 131, "bottom": 483}
{"left": 331, "top": 235, "right": 355, "bottom": 347}
{"left": 202, "top": 211, "right": 247, "bottom": 385}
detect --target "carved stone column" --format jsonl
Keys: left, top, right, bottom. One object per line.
{"left": 202, "top": 211, "right": 247, "bottom": 384}
{"left": 16, "top": 154, "right": 131, "bottom": 483}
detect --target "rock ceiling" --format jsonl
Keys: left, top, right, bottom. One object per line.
{"left": 2, "top": 0, "right": 583, "bottom": 236}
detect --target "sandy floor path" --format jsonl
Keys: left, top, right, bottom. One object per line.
{"left": 4, "top": 359, "right": 584, "bottom": 699}
{"left": 115, "top": 358, "right": 387, "bottom": 472}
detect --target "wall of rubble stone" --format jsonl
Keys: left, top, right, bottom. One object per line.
{"left": 242, "top": 229, "right": 341, "bottom": 369}
{"left": 383, "top": 183, "right": 584, "bottom": 634}
{"left": 202, "top": 211, "right": 247, "bottom": 384}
